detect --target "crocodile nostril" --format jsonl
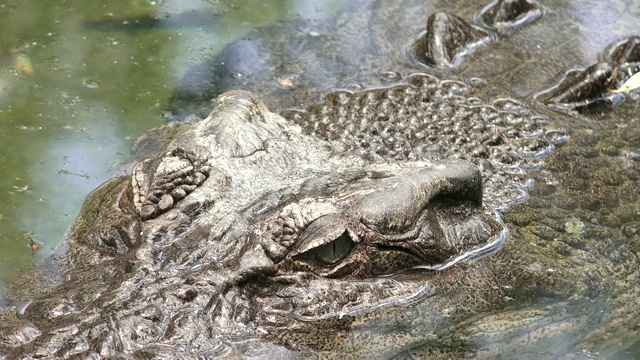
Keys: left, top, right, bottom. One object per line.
{"left": 355, "top": 160, "right": 483, "bottom": 233}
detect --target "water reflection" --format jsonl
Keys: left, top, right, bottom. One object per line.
{"left": 25, "top": 105, "right": 130, "bottom": 242}
{"left": 0, "top": 0, "right": 168, "bottom": 289}
{"left": 0, "top": 0, "right": 343, "bottom": 290}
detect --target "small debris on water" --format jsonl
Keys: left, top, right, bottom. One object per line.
{"left": 12, "top": 185, "right": 29, "bottom": 192}
{"left": 28, "top": 236, "right": 39, "bottom": 256}
{"left": 278, "top": 76, "right": 295, "bottom": 88}
{"left": 83, "top": 78, "right": 101, "bottom": 89}
{"left": 13, "top": 53, "right": 33, "bottom": 75}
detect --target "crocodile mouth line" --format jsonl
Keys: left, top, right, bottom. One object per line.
{"left": 289, "top": 281, "right": 438, "bottom": 322}
{"left": 415, "top": 210, "right": 507, "bottom": 271}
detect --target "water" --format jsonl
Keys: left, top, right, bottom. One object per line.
{"left": 0, "top": 0, "right": 341, "bottom": 290}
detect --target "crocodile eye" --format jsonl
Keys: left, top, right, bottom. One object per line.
{"left": 290, "top": 214, "right": 358, "bottom": 267}
{"left": 308, "top": 230, "right": 354, "bottom": 265}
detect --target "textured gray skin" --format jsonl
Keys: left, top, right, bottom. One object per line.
{"left": 0, "top": 90, "right": 506, "bottom": 358}
{"left": 3, "top": 0, "right": 640, "bottom": 358}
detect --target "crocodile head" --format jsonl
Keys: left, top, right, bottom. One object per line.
{"left": 87, "top": 90, "right": 503, "bottom": 267}
{"left": 0, "top": 90, "right": 504, "bottom": 357}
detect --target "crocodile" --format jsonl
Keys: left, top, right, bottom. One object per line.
{"left": 2, "top": 0, "right": 640, "bottom": 358}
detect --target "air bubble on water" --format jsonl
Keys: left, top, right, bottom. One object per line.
{"left": 380, "top": 71, "right": 401, "bottom": 82}
{"left": 157, "top": 111, "right": 173, "bottom": 120}
{"left": 83, "top": 79, "right": 100, "bottom": 89}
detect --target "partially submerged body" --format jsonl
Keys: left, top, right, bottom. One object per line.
{"left": 2, "top": 0, "right": 640, "bottom": 358}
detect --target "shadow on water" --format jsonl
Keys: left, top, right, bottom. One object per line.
{"left": 82, "top": 9, "right": 223, "bottom": 33}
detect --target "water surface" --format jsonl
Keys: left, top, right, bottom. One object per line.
{"left": 0, "top": 0, "right": 341, "bottom": 290}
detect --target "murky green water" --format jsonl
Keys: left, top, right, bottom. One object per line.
{"left": 0, "top": 0, "right": 341, "bottom": 291}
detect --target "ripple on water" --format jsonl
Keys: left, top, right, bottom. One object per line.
{"left": 380, "top": 71, "right": 401, "bottom": 82}
{"left": 82, "top": 78, "right": 100, "bottom": 89}
{"left": 544, "top": 129, "right": 570, "bottom": 146}
{"left": 492, "top": 98, "right": 526, "bottom": 113}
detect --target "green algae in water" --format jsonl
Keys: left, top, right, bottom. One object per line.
{"left": 0, "top": 0, "right": 343, "bottom": 292}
